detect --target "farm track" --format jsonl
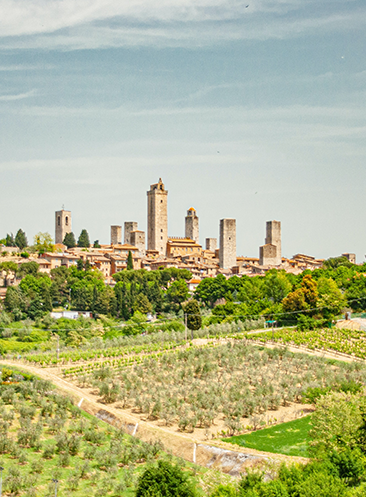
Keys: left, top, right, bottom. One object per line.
{"left": 0, "top": 357, "right": 309, "bottom": 474}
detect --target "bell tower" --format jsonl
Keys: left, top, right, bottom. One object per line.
{"left": 147, "top": 178, "right": 168, "bottom": 255}
{"left": 55, "top": 209, "right": 72, "bottom": 244}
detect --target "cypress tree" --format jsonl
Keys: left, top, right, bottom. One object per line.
{"left": 127, "top": 250, "right": 133, "bottom": 270}
{"left": 15, "top": 229, "right": 28, "bottom": 250}
{"left": 77, "top": 229, "right": 90, "bottom": 248}
{"left": 63, "top": 232, "right": 76, "bottom": 249}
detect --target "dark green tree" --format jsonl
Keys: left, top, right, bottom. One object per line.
{"left": 93, "top": 240, "right": 101, "bottom": 248}
{"left": 5, "top": 233, "right": 15, "bottom": 247}
{"left": 184, "top": 300, "right": 202, "bottom": 332}
{"left": 14, "top": 229, "right": 28, "bottom": 250}
{"left": 136, "top": 460, "right": 197, "bottom": 497}
{"left": 77, "top": 259, "right": 84, "bottom": 271}
{"left": 63, "top": 232, "right": 76, "bottom": 249}
{"left": 17, "top": 261, "right": 39, "bottom": 278}
{"left": 77, "top": 229, "right": 90, "bottom": 248}
{"left": 127, "top": 250, "right": 133, "bottom": 270}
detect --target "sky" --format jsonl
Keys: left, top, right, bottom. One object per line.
{"left": 1, "top": 0, "right": 365, "bottom": 261}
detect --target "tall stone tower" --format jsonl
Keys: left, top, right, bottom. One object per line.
{"left": 124, "top": 222, "right": 138, "bottom": 245}
{"left": 185, "top": 208, "right": 199, "bottom": 244}
{"left": 147, "top": 178, "right": 168, "bottom": 255}
{"left": 219, "top": 219, "right": 236, "bottom": 269}
{"left": 55, "top": 209, "right": 71, "bottom": 245}
{"left": 259, "top": 220, "right": 281, "bottom": 266}
{"left": 111, "top": 225, "right": 122, "bottom": 245}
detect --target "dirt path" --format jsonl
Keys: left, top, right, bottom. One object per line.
{"left": 0, "top": 359, "right": 308, "bottom": 474}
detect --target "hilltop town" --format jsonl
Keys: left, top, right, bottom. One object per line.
{"left": 0, "top": 178, "right": 356, "bottom": 292}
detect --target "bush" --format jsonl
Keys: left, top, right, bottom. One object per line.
{"left": 136, "top": 460, "right": 198, "bottom": 497}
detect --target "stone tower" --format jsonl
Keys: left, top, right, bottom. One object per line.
{"left": 111, "top": 225, "right": 122, "bottom": 245}
{"left": 55, "top": 209, "right": 71, "bottom": 245}
{"left": 130, "top": 230, "right": 146, "bottom": 256}
{"left": 185, "top": 208, "right": 199, "bottom": 244}
{"left": 206, "top": 238, "right": 217, "bottom": 252}
{"left": 219, "top": 219, "right": 236, "bottom": 269}
{"left": 147, "top": 178, "right": 168, "bottom": 255}
{"left": 259, "top": 220, "right": 281, "bottom": 266}
{"left": 124, "top": 222, "right": 138, "bottom": 245}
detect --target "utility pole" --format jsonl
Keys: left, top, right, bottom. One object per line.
{"left": 184, "top": 313, "right": 188, "bottom": 341}
{"left": 56, "top": 335, "right": 60, "bottom": 362}
{"left": 0, "top": 467, "right": 4, "bottom": 497}
{"left": 52, "top": 479, "right": 58, "bottom": 497}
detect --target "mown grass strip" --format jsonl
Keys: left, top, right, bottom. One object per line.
{"left": 223, "top": 415, "right": 312, "bottom": 458}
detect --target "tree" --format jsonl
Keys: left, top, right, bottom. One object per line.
{"left": 136, "top": 460, "right": 198, "bottom": 497}
{"left": 17, "top": 261, "right": 39, "bottom": 278}
{"left": 317, "top": 277, "right": 347, "bottom": 319}
{"left": 77, "top": 229, "right": 90, "bottom": 248}
{"left": 184, "top": 300, "right": 202, "bottom": 332}
{"left": 14, "top": 229, "right": 28, "bottom": 250}
{"left": 134, "top": 293, "right": 153, "bottom": 315}
{"left": 93, "top": 240, "right": 101, "bottom": 248}
{"left": 63, "top": 232, "right": 76, "bottom": 249}
{"left": 263, "top": 271, "right": 292, "bottom": 303}
{"left": 309, "top": 392, "right": 365, "bottom": 456}
{"left": 33, "top": 232, "right": 54, "bottom": 254}
{"left": 127, "top": 250, "right": 133, "bottom": 270}
{"left": 5, "top": 233, "right": 15, "bottom": 247}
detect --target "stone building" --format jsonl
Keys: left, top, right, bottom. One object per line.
{"left": 206, "top": 238, "right": 217, "bottom": 251}
{"left": 219, "top": 219, "right": 236, "bottom": 269}
{"left": 55, "top": 209, "right": 72, "bottom": 244}
{"left": 124, "top": 222, "right": 138, "bottom": 245}
{"left": 130, "top": 230, "right": 146, "bottom": 256}
{"left": 166, "top": 237, "right": 202, "bottom": 257}
{"left": 342, "top": 253, "right": 356, "bottom": 264}
{"left": 147, "top": 178, "right": 168, "bottom": 255}
{"left": 185, "top": 208, "right": 199, "bottom": 244}
{"left": 111, "top": 225, "right": 122, "bottom": 245}
{"left": 259, "top": 220, "right": 281, "bottom": 266}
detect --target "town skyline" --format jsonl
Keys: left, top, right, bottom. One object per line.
{"left": 1, "top": 1, "right": 365, "bottom": 261}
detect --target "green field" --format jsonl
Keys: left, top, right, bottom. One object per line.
{"left": 223, "top": 415, "right": 312, "bottom": 458}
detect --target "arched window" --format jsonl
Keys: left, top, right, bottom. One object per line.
{"left": 65, "top": 216, "right": 69, "bottom": 226}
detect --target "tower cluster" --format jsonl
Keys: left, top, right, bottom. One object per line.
{"left": 55, "top": 179, "right": 284, "bottom": 274}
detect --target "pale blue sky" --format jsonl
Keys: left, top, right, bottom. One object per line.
{"left": 0, "top": 0, "right": 365, "bottom": 260}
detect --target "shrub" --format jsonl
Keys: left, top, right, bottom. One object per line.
{"left": 136, "top": 460, "right": 198, "bottom": 497}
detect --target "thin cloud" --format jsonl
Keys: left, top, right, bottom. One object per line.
{"left": 0, "top": 89, "right": 37, "bottom": 101}
{"left": 0, "top": 0, "right": 364, "bottom": 49}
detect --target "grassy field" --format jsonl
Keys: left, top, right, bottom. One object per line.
{"left": 223, "top": 415, "right": 312, "bottom": 458}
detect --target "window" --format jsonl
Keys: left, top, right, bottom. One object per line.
{"left": 65, "top": 216, "right": 69, "bottom": 226}
{"left": 161, "top": 236, "right": 163, "bottom": 240}
{"left": 161, "top": 200, "right": 163, "bottom": 203}
{"left": 58, "top": 216, "right": 60, "bottom": 226}
{"left": 161, "top": 229, "right": 163, "bottom": 232}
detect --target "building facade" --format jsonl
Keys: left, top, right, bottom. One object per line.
{"left": 147, "top": 178, "right": 168, "bottom": 255}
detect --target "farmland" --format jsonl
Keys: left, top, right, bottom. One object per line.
{"left": 39, "top": 339, "right": 366, "bottom": 441}
{"left": 246, "top": 326, "right": 366, "bottom": 360}
{"left": 0, "top": 366, "right": 212, "bottom": 497}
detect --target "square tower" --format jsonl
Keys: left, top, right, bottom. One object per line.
{"left": 219, "top": 219, "right": 236, "bottom": 269}
{"left": 130, "top": 230, "right": 146, "bottom": 256}
{"left": 111, "top": 225, "right": 122, "bottom": 245}
{"left": 262, "top": 220, "right": 281, "bottom": 266}
{"left": 185, "top": 208, "right": 199, "bottom": 244}
{"left": 147, "top": 178, "right": 168, "bottom": 255}
{"left": 55, "top": 210, "right": 71, "bottom": 245}
{"left": 124, "top": 222, "right": 138, "bottom": 245}
{"left": 206, "top": 238, "right": 217, "bottom": 252}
